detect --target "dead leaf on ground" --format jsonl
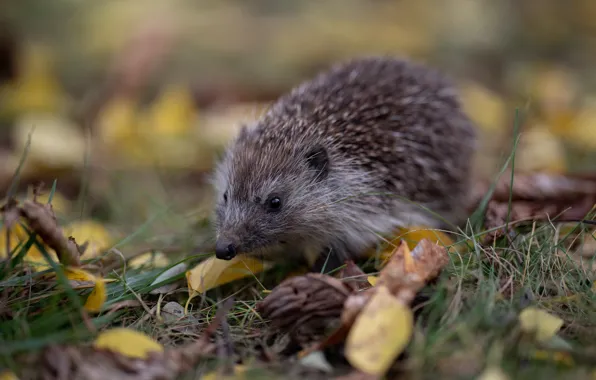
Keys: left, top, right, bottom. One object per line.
{"left": 35, "top": 299, "right": 232, "bottom": 380}
{"left": 345, "top": 285, "right": 414, "bottom": 376}
{"left": 185, "top": 254, "right": 270, "bottom": 310}
{"left": 1, "top": 199, "right": 82, "bottom": 266}
{"left": 518, "top": 306, "right": 564, "bottom": 343}
{"left": 469, "top": 172, "right": 596, "bottom": 244}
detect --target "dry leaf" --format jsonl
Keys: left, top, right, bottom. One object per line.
{"left": 0, "top": 370, "right": 19, "bottom": 380}
{"left": 518, "top": 307, "right": 564, "bottom": 342}
{"left": 531, "top": 349, "right": 574, "bottom": 367}
{"left": 143, "top": 84, "right": 196, "bottom": 135}
{"left": 471, "top": 171, "right": 596, "bottom": 244}
{"left": 18, "top": 200, "right": 82, "bottom": 266}
{"left": 377, "top": 239, "right": 449, "bottom": 303}
{"left": 367, "top": 276, "right": 378, "bottom": 286}
{"left": 93, "top": 328, "right": 164, "bottom": 359}
{"left": 516, "top": 126, "right": 567, "bottom": 173}
{"left": 201, "top": 365, "right": 248, "bottom": 380}
{"left": 395, "top": 226, "right": 455, "bottom": 250}
{"left": 64, "top": 267, "right": 107, "bottom": 312}
{"left": 128, "top": 251, "right": 170, "bottom": 269}
{"left": 13, "top": 114, "right": 85, "bottom": 171}
{"left": 477, "top": 367, "right": 509, "bottom": 380}
{"left": 345, "top": 285, "right": 413, "bottom": 376}
{"left": 186, "top": 254, "right": 269, "bottom": 294}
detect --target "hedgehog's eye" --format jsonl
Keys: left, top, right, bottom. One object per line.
{"left": 223, "top": 191, "right": 228, "bottom": 204}
{"left": 267, "top": 196, "right": 282, "bottom": 211}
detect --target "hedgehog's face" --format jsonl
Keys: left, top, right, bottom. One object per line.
{"left": 212, "top": 133, "right": 330, "bottom": 261}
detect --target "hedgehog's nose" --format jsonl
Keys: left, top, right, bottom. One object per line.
{"left": 215, "top": 241, "right": 237, "bottom": 260}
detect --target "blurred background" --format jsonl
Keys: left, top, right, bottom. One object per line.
{"left": 1, "top": 0, "right": 596, "bottom": 251}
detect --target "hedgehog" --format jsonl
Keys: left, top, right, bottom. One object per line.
{"left": 211, "top": 56, "right": 476, "bottom": 269}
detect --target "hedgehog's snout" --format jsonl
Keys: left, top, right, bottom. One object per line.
{"left": 215, "top": 239, "right": 238, "bottom": 260}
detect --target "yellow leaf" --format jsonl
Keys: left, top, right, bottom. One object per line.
{"left": 13, "top": 114, "right": 86, "bottom": 171}
{"left": 3, "top": 44, "right": 67, "bottom": 116}
{"left": 367, "top": 276, "right": 378, "bottom": 286}
{"left": 395, "top": 226, "right": 454, "bottom": 251}
{"left": 0, "top": 221, "right": 58, "bottom": 270}
{"left": 186, "top": 255, "right": 270, "bottom": 294}
{"left": 519, "top": 307, "right": 564, "bottom": 342}
{"left": 201, "top": 365, "right": 247, "bottom": 380}
{"left": 477, "top": 367, "right": 509, "bottom": 380}
{"left": 29, "top": 191, "right": 71, "bottom": 215}
{"left": 94, "top": 328, "right": 163, "bottom": 359}
{"left": 63, "top": 220, "right": 112, "bottom": 259}
{"left": 565, "top": 97, "right": 596, "bottom": 150}
{"left": 515, "top": 126, "right": 566, "bottom": 173}
{"left": 345, "top": 285, "right": 413, "bottom": 375}
{"left": 84, "top": 275, "right": 107, "bottom": 312}
{"left": 460, "top": 81, "right": 507, "bottom": 132}
{"left": 0, "top": 370, "right": 19, "bottom": 380}
{"left": 0, "top": 224, "right": 23, "bottom": 259}
{"left": 128, "top": 251, "right": 170, "bottom": 269}
{"left": 401, "top": 241, "right": 416, "bottom": 273}
{"left": 95, "top": 95, "right": 139, "bottom": 145}
{"left": 64, "top": 267, "right": 107, "bottom": 312}
{"left": 531, "top": 350, "right": 574, "bottom": 367}
{"left": 65, "top": 267, "right": 97, "bottom": 282}
{"left": 145, "top": 84, "right": 196, "bottom": 135}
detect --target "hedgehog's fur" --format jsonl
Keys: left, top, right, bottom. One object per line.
{"left": 212, "top": 56, "right": 476, "bottom": 264}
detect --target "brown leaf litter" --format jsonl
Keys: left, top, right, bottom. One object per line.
{"left": 21, "top": 299, "right": 234, "bottom": 380}
{"left": 469, "top": 171, "right": 596, "bottom": 244}
{"left": 1, "top": 197, "right": 83, "bottom": 266}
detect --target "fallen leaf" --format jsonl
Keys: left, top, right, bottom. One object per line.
{"left": 531, "top": 349, "right": 574, "bottom": 367}
{"left": 128, "top": 251, "right": 170, "bottom": 269}
{"left": 95, "top": 95, "right": 138, "bottom": 146}
{"left": 345, "top": 285, "right": 413, "bottom": 376}
{"left": 64, "top": 220, "right": 112, "bottom": 259}
{"left": 477, "top": 366, "right": 509, "bottom": 380}
{"left": 515, "top": 125, "right": 566, "bottom": 173}
{"left": 143, "top": 84, "right": 196, "bottom": 135}
{"left": 1, "top": 44, "right": 68, "bottom": 116}
{"left": 519, "top": 307, "right": 564, "bottom": 342}
{"left": 460, "top": 81, "right": 507, "bottom": 132}
{"left": 0, "top": 370, "right": 19, "bottom": 380}
{"left": 186, "top": 255, "right": 269, "bottom": 294}
{"left": 395, "top": 226, "right": 455, "bottom": 250}
{"left": 84, "top": 276, "right": 107, "bottom": 313}
{"left": 93, "top": 327, "right": 163, "bottom": 359}
{"left": 201, "top": 365, "right": 247, "bottom": 380}
{"left": 13, "top": 114, "right": 86, "bottom": 171}
{"left": 29, "top": 190, "right": 71, "bottom": 215}
{"left": 377, "top": 239, "right": 449, "bottom": 303}
{"left": 367, "top": 276, "right": 378, "bottom": 286}
{"left": 18, "top": 200, "right": 82, "bottom": 266}
{"left": 64, "top": 267, "right": 107, "bottom": 312}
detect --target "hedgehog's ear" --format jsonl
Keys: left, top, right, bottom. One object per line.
{"left": 305, "top": 145, "right": 329, "bottom": 181}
